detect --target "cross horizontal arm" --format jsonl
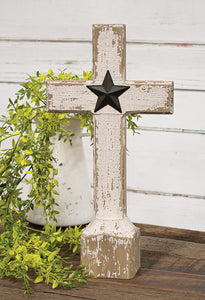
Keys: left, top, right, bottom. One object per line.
{"left": 47, "top": 79, "right": 173, "bottom": 115}
{"left": 121, "top": 81, "right": 174, "bottom": 114}
{"left": 47, "top": 81, "right": 96, "bottom": 113}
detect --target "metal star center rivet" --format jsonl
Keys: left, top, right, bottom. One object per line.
{"left": 86, "top": 70, "right": 130, "bottom": 113}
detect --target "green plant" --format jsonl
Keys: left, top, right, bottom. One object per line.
{"left": 0, "top": 218, "right": 88, "bottom": 296}
{"left": 0, "top": 69, "right": 140, "bottom": 296}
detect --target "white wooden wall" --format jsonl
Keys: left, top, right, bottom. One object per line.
{"left": 1, "top": 0, "right": 205, "bottom": 231}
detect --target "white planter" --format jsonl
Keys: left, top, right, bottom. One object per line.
{"left": 27, "top": 118, "right": 94, "bottom": 226}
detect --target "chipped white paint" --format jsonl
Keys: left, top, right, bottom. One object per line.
{"left": 93, "top": 114, "right": 126, "bottom": 220}
{"left": 81, "top": 218, "right": 140, "bottom": 278}
{"left": 47, "top": 24, "right": 173, "bottom": 278}
{"left": 81, "top": 217, "right": 139, "bottom": 238}
{"left": 81, "top": 191, "right": 140, "bottom": 278}
{"left": 121, "top": 82, "right": 173, "bottom": 114}
{"left": 47, "top": 81, "right": 173, "bottom": 114}
{"left": 47, "top": 82, "right": 94, "bottom": 113}
{"left": 93, "top": 24, "right": 126, "bottom": 82}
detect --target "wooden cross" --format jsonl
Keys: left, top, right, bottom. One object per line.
{"left": 47, "top": 24, "right": 174, "bottom": 279}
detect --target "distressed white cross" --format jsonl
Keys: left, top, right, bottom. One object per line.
{"left": 47, "top": 24, "right": 174, "bottom": 279}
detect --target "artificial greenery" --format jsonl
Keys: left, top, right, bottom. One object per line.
{"left": 0, "top": 219, "right": 87, "bottom": 296}
{"left": 0, "top": 69, "right": 140, "bottom": 296}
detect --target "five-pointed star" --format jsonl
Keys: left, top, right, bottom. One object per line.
{"left": 86, "top": 70, "right": 130, "bottom": 113}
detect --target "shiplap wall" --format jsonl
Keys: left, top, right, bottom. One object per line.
{"left": 1, "top": 0, "right": 205, "bottom": 231}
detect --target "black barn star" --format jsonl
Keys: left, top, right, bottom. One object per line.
{"left": 86, "top": 70, "right": 130, "bottom": 113}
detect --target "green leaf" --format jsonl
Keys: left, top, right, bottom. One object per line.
{"left": 54, "top": 179, "right": 59, "bottom": 187}
{"left": 40, "top": 74, "right": 45, "bottom": 81}
{"left": 52, "top": 189, "right": 59, "bottom": 195}
{"left": 41, "top": 242, "right": 47, "bottom": 248}
{"left": 16, "top": 254, "right": 21, "bottom": 261}
{"left": 34, "top": 276, "right": 44, "bottom": 284}
{"left": 78, "top": 278, "right": 87, "bottom": 285}
{"left": 24, "top": 150, "right": 33, "bottom": 155}
{"left": 48, "top": 250, "right": 59, "bottom": 261}
{"left": 58, "top": 114, "right": 67, "bottom": 120}
{"left": 73, "top": 245, "right": 78, "bottom": 253}
{"left": 53, "top": 169, "right": 58, "bottom": 176}
{"left": 52, "top": 280, "right": 59, "bottom": 289}
{"left": 26, "top": 171, "right": 33, "bottom": 175}
{"left": 35, "top": 204, "right": 42, "bottom": 209}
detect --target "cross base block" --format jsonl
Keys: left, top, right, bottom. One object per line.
{"left": 81, "top": 217, "right": 140, "bottom": 279}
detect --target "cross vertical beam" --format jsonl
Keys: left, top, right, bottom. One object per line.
{"left": 92, "top": 25, "right": 127, "bottom": 220}
{"left": 81, "top": 25, "right": 140, "bottom": 279}
{"left": 93, "top": 114, "right": 126, "bottom": 219}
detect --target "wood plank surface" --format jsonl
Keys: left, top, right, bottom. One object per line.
{"left": 1, "top": 41, "right": 205, "bottom": 90}
{"left": 81, "top": 132, "right": 205, "bottom": 231}
{"left": 1, "top": 0, "right": 205, "bottom": 44}
{"left": 0, "top": 224, "right": 205, "bottom": 299}
{"left": 128, "top": 193, "right": 205, "bottom": 232}
{"left": 82, "top": 130, "right": 205, "bottom": 228}
{"left": 127, "top": 131, "right": 205, "bottom": 196}
{"left": 135, "top": 223, "right": 205, "bottom": 243}
{"left": 0, "top": 41, "right": 92, "bottom": 84}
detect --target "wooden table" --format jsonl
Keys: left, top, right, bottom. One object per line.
{"left": 1, "top": 224, "right": 205, "bottom": 299}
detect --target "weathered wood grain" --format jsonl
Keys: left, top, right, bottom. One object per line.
{"left": 47, "top": 80, "right": 173, "bottom": 114}
{"left": 1, "top": 278, "right": 205, "bottom": 300}
{"left": 141, "top": 236, "right": 205, "bottom": 259}
{"left": 121, "top": 81, "right": 173, "bottom": 114}
{"left": 93, "top": 24, "right": 126, "bottom": 81}
{"left": 136, "top": 223, "right": 205, "bottom": 243}
{"left": 93, "top": 114, "right": 127, "bottom": 219}
{"left": 47, "top": 81, "right": 94, "bottom": 113}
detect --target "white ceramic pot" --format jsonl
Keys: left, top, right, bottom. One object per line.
{"left": 27, "top": 118, "right": 94, "bottom": 226}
